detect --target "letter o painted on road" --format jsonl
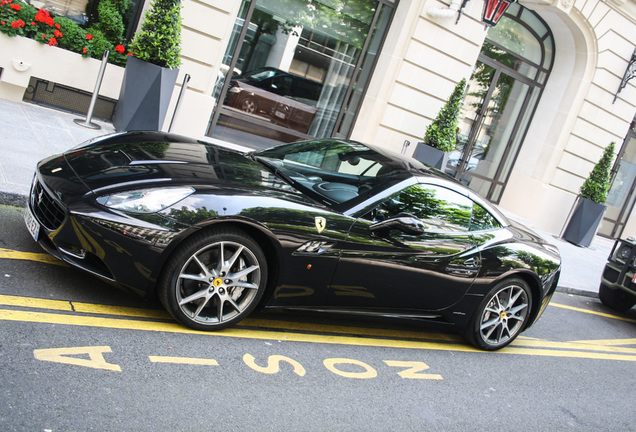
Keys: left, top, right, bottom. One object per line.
{"left": 323, "top": 358, "right": 377, "bottom": 379}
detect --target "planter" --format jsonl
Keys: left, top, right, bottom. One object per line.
{"left": 0, "top": 33, "right": 123, "bottom": 103}
{"left": 562, "top": 197, "right": 607, "bottom": 247}
{"left": 413, "top": 141, "right": 449, "bottom": 170}
{"left": 113, "top": 56, "right": 179, "bottom": 131}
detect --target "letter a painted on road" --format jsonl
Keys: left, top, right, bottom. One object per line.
{"left": 33, "top": 346, "right": 122, "bottom": 371}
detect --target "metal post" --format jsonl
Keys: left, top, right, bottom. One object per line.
{"left": 169, "top": 74, "right": 191, "bottom": 132}
{"left": 402, "top": 140, "right": 411, "bottom": 154}
{"left": 74, "top": 50, "right": 110, "bottom": 130}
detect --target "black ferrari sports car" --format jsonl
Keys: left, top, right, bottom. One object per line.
{"left": 24, "top": 132, "right": 561, "bottom": 350}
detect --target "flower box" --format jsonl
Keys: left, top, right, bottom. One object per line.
{"left": 0, "top": 32, "right": 123, "bottom": 103}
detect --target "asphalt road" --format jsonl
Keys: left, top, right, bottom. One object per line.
{"left": 1, "top": 203, "right": 635, "bottom": 431}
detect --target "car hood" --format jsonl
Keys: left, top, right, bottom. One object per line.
{"left": 62, "top": 132, "right": 274, "bottom": 189}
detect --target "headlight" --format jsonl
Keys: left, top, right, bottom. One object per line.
{"left": 97, "top": 187, "right": 195, "bottom": 214}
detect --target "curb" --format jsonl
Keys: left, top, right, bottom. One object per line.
{"left": 0, "top": 191, "right": 27, "bottom": 208}
{"left": 555, "top": 286, "right": 598, "bottom": 299}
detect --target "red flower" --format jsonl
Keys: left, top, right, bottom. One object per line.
{"left": 55, "top": 23, "right": 60, "bottom": 29}
{"left": 35, "top": 9, "right": 49, "bottom": 22}
{"left": 127, "top": 52, "right": 133, "bottom": 56}
{"left": 82, "top": 47, "right": 87, "bottom": 54}
{"left": 115, "top": 44, "right": 125, "bottom": 54}
{"left": 54, "top": 29, "right": 62, "bottom": 38}
{"left": 10, "top": 19, "right": 24, "bottom": 28}
{"left": 30, "top": 22, "right": 35, "bottom": 25}
{"left": 48, "top": 37, "right": 57, "bottom": 46}
{"left": 9, "top": 3, "right": 20, "bottom": 10}
{"left": 86, "top": 34, "right": 93, "bottom": 40}
{"left": 1, "top": 21, "right": 5, "bottom": 26}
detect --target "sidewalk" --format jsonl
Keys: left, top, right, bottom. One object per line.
{"left": 0, "top": 99, "right": 614, "bottom": 298}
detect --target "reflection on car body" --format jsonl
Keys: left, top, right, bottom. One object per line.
{"left": 25, "top": 133, "right": 560, "bottom": 350}
{"left": 226, "top": 67, "right": 322, "bottom": 133}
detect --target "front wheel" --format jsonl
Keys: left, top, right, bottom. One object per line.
{"left": 158, "top": 228, "right": 268, "bottom": 331}
{"left": 464, "top": 278, "right": 532, "bottom": 350}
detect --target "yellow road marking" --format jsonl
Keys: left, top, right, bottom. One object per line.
{"left": 0, "top": 248, "right": 67, "bottom": 266}
{"left": 0, "top": 294, "right": 169, "bottom": 320}
{"left": 33, "top": 346, "right": 121, "bottom": 371}
{"left": 566, "top": 338, "right": 636, "bottom": 346}
{"left": 149, "top": 356, "right": 219, "bottom": 366}
{"left": 1, "top": 308, "right": 635, "bottom": 361}
{"left": 550, "top": 302, "right": 636, "bottom": 324}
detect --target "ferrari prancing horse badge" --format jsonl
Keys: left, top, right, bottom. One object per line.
{"left": 315, "top": 216, "right": 326, "bottom": 233}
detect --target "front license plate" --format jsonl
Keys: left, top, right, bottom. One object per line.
{"left": 24, "top": 206, "right": 40, "bottom": 241}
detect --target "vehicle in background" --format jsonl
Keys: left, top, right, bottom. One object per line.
{"left": 226, "top": 67, "right": 322, "bottom": 133}
{"left": 599, "top": 237, "right": 636, "bottom": 312}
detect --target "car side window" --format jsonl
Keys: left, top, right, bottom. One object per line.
{"left": 374, "top": 184, "right": 473, "bottom": 232}
{"left": 470, "top": 203, "right": 501, "bottom": 231}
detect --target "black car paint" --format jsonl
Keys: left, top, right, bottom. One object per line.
{"left": 27, "top": 131, "right": 560, "bottom": 333}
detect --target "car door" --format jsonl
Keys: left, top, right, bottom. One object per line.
{"left": 328, "top": 182, "right": 482, "bottom": 312}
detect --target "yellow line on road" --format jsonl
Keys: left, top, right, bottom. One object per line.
{"left": 550, "top": 302, "right": 636, "bottom": 324}
{"left": 1, "top": 308, "right": 635, "bottom": 361}
{"left": 149, "top": 356, "right": 219, "bottom": 365}
{"left": 0, "top": 294, "right": 169, "bottom": 320}
{"left": 0, "top": 248, "right": 67, "bottom": 266}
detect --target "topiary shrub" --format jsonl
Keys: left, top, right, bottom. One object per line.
{"left": 423, "top": 78, "right": 467, "bottom": 153}
{"left": 580, "top": 142, "right": 616, "bottom": 204}
{"left": 129, "top": 0, "right": 181, "bottom": 68}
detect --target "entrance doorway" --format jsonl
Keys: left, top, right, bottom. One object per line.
{"left": 445, "top": 4, "right": 554, "bottom": 203}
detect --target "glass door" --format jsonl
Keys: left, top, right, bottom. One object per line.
{"left": 446, "top": 59, "right": 536, "bottom": 203}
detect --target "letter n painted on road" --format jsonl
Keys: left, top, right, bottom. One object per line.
{"left": 33, "top": 346, "right": 121, "bottom": 372}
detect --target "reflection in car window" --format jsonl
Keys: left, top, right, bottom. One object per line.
{"left": 371, "top": 184, "right": 502, "bottom": 232}
{"left": 374, "top": 184, "right": 473, "bottom": 232}
{"left": 471, "top": 203, "right": 501, "bottom": 231}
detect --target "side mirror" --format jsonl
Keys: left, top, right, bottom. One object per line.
{"left": 370, "top": 214, "right": 427, "bottom": 236}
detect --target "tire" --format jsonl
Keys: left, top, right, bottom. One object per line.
{"left": 599, "top": 283, "right": 635, "bottom": 313}
{"left": 158, "top": 228, "right": 268, "bottom": 331}
{"left": 240, "top": 97, "right": 257, "bottom": 114}
{"left": 464, "top": 278, "right": 532, "bottom": 351}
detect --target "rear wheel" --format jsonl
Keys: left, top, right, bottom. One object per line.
{"left": 465, "top": 278, "right": 532, "bottom": 350}
{"left": 158, "top": 228, "right": 267, "bottom": 331}
{"left": 599, "top": 283, "right": 635, "bottom": 312}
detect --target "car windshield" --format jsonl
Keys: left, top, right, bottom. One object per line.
{"left": 253, "top": 139, "right": 417, "bottom": 208}
{"left": 243, "top": 69, "right": 276, "bottom": 83}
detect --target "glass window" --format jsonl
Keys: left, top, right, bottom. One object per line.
{"left": 210, "top": 0, "right": 396, "bottom": 148}
{"left": 470, "top": 203, "right": 501, "bottom": 231}
{"left": 373, "top": 184, "right": 473, "bottom": 232}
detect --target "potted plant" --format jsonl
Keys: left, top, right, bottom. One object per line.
{"left": 414, "top": 78, "right": 466, "bottom": 170}
{"left": 113, "top": 0, "right": 181, "bottom": 131}
{"left": 562, "top": 142, "right": 616, "bottom": 247}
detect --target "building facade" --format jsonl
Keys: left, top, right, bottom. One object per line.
{"left": 1, "top": 0, "right": 635, "bottom": 239}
